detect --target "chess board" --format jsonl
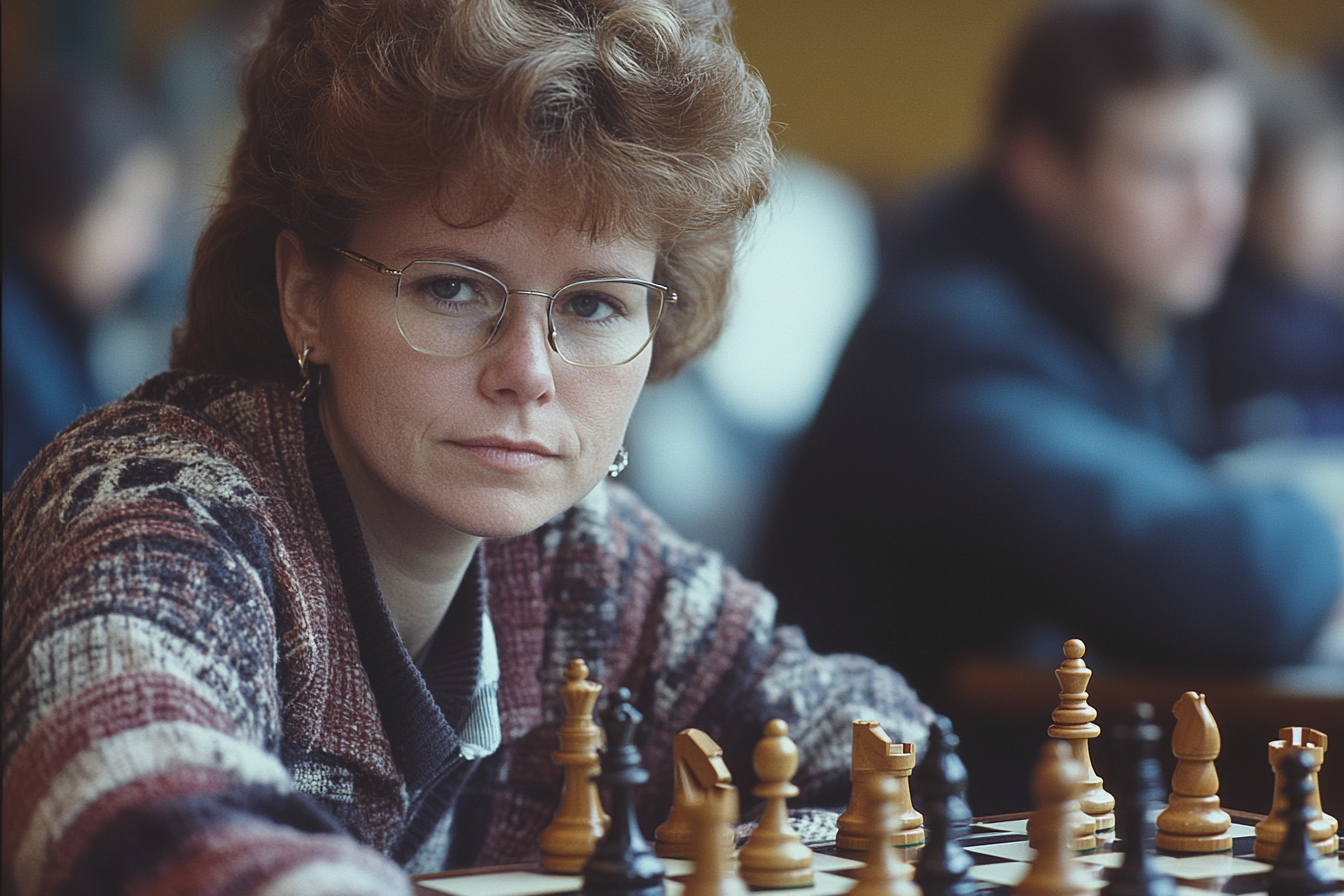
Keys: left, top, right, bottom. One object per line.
{"left": 412, "top": 810, "right": 1343, "bottom": 896}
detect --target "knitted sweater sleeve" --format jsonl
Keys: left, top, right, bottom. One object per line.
{"left": 564, "top": 484, "right": 937, "bottom": 815}
{"left": 664, "top": 550, "right": 935, "bottom": 811}
{"left": 1, "top": 400, "right": 410, "bottom": 896}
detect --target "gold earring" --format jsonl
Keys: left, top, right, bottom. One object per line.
{"left": 292, "top": 346, "right": 313, "bottom": 402}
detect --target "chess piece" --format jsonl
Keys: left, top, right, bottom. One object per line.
{"left": 1154, "top": 692, "right": 1232, "bottom": 853}
{"left": 1099, "top": 703, "right": 1176, "bottom": 896}
{"left": 1027, "top": 772, "right": 1098, "bottom": 854}
{"left": 849, "top": 775, "right": 922, "bottom": 896}
{"left": 913, "top": 715, "right": 976, "bottom": 896}
{"left": 1266, "top": 750, "right": 1336, "bottom": 896}
{"left": 655, "top": 729, "right": 735, "bottom": 859}
{"left": 682, "top": 782, "right": 749, "bottom": 896}
{"left": 1047, "top": 640, "right": 1115, "bottom": 836}
{"left": 582, "top": 689, "right": 665, "bottom": 896}
{"left": 837, "top": 720, "right": 924, "bottom": 851}
{"left": 1256, "top": 727, "right": 1339, "bottom": 860}
{"left": 1015, "top": 740, "right": 1103, "bottom": 896}
{"left": 738, "top": 719, "right": 814, "bottom": 888}
{"left": 542, "top": 659, "right": 611, "bottom": 873}
{"left": 1028, "top": 644, "right": 1099, "bottom": 853}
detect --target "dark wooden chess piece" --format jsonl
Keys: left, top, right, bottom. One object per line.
{"left": 913, "top": 715, "right": 976, "bottom": 896}
{"left": 1100, "top": 703, "right": 1176, "bottom": 896}
{"left": 582, "top": 688, "right": 665, "bottom": 896}
{"left": 1266, "top": 750, "right": 1335, "bottom": 896}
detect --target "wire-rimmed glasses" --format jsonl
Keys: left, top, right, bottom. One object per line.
{"left": 331, "top": 247, "right": 676, "bottom": 368}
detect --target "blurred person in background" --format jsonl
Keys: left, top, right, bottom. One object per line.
{"left": 1203, "top": 59, "right": 1344, "bottom": 447}
{"left": 758, "top": 0, "right": 1344, "bottom": 717}
{"left": 3, "top": 77, "right": 178, "bottom": 490}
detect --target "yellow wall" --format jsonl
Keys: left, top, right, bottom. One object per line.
{"left": 5, "top": 0, "right": 1341, "bottom": 190}
{"left": 728, "top": 0, "right": 1344, "bottom": 188}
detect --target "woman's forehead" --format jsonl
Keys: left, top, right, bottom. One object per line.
{"left": 359, "top": 173, "right": 668, "bottom": 251}
{"left": 351, "top": 190, "right": 659, "bottom": 275}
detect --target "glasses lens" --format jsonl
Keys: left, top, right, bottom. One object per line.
{"left": 550, "top": 280, "right": 665, "bottom": 367}
{"left": 395, "top": 262, "right": 508, "bottom": 357}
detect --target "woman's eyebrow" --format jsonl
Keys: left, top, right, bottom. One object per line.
{"left": 401, "top": 247, "right": 504, "bottom": 276}
{"left": 401, "top": 247, "right": 645, "bottom": 283}
{"left": 567, "top": 267, "right": 644, "bottom": 282}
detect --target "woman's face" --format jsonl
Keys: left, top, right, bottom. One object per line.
{"left": 290, "top": 191, "right": 656, "bottom": 538}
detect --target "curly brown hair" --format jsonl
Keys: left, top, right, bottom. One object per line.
{"left": 172, "top": 0, "right": 774, "bottom": 384}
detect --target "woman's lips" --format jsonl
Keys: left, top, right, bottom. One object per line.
{"left": 452, "top": 437, "right": 557, "bottom": 472}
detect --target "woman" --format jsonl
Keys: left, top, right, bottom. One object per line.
{"left": 1, "top": 1, "right": 933, "bottom": 893}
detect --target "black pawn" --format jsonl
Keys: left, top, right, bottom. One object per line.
{"left": 912, "top": 715, "right": 976, "bottom": 896}
{"left": 582, "top": 688, "right": 665, "bottom": 896}
{"left": 1101, "top": 703, "right": 1175, "bottom": 896}
{"left": 1267, "top": 750, "right": 1335, "bottom": 896}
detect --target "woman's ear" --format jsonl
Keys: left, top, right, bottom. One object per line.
{"left": 276, "top": 230, "right": 329, "bottom": 363}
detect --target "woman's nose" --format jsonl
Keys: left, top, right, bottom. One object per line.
{"left": 475, "top": 297, "right": 557, "bottom": 404}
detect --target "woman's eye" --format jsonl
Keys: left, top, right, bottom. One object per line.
{"left": 559, "top": 290, "right": 621, "bottom": 322}
{"left": 428, "top": 278, "right": 473, "bottom": 302}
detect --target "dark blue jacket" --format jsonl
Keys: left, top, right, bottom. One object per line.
{"left": 1203, "top": 251, "right": 1344, "bottom": 445}
{"left": 3, "top": 259, "right": 103, "bottom": 491}
{"left": 757, "top": 173, "right": 1341, "bottom": 698}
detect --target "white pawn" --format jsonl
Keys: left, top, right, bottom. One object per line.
{"left": 849, "top": 775, "right": 922, "bottom": 896}
{"left": 682, "top": 784, "right": 748, "bottom": 896}
{"left": 1015, "top": 740, "right": 1102, "bottom": 896}
{"left": 738, "top": 719, "right": 814, "bottom": 889}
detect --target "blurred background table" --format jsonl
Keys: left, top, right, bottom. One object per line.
{"left": 945, "top": 654, "right": 1344, "bottom": 815}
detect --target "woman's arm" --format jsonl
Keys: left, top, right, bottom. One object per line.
{"left": 2, "top": 407, "right": 409, "bottom": 896}
{"left": 596, "top": 485, "right": 936, "bottom": 811}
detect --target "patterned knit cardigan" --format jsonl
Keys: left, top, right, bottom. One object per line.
{"left": 2, "top": 372, "right": 934, "bottom": 896}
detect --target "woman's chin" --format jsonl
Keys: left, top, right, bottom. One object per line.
{"left": 439, "top": 492, "right": 580, "bottom": 539}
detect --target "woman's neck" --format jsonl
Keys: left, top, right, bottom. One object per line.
{"left": 356, "top": 508, "right": 480, "bottom": 665}
{"left": 320, "top": 400, "right": 481, "bottom": 664}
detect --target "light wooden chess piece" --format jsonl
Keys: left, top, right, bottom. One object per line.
{"left": 655, "top": 728, "right": 736, "bottom": 859}
{"left": 1048, "top": 640, "right": 1114, "bottom": 836}
{"left": 849, "top": 775, "right": 922, "bottom": 896}
{"left": 540, "top": 659, "right": 610, "bottom": 873}
{"left": 683, "top": 783, "right": 749, "bottom": 896}
{"left": 1254, "top": 727, "right": 1339, "bottom": 860}
{"left": 1015, "top": 740, "right": 1103, "bottom": 896}
{"left": 837, "top": 720, "right": 924, "bottom": 852}
{"left": 1154, "top": 691, "right": 1232, "bottom": 853}
{"left": 738, "top": 719, "right": 815, "bottom": 888}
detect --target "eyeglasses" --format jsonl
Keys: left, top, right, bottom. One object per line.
{"left": 331, "top": 247, "right": 676, "bottom": 368}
